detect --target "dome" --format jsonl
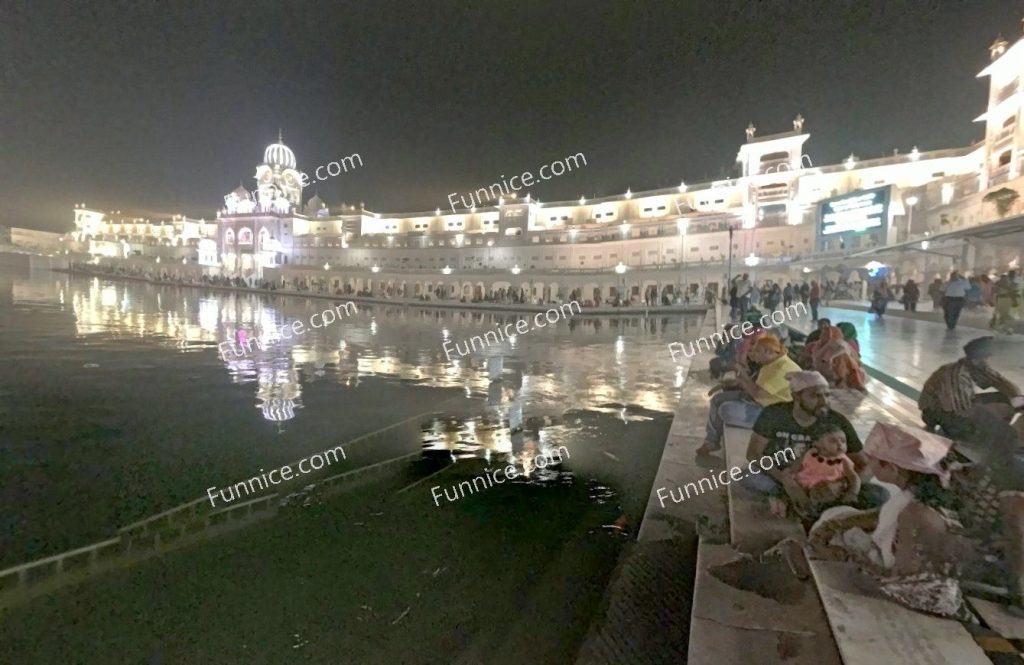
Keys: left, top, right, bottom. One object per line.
{"left": 263, "top": 131, "right": 296, "bottom": 169}
{"left": 304, "top": 193, "right": 325, "bottom": 215}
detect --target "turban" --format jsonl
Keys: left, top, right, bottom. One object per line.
{"left": 963, "top": 336, "right": 994, "bottom": 359}
{"left": 786, "top": 370, "right": 829, "bottom": 393}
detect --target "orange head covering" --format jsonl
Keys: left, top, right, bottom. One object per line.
{"left": 752, "top": 335, "right": 784, "bottom": 354}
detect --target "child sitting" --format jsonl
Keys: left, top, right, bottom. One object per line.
{"left": 770, "top": 423, "right": 861, "bottom": 518}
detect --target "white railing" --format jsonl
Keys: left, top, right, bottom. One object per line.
{"left": 0, "top": 537, "right": 122, "bottom": 590}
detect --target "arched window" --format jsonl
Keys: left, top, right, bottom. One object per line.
{"left": 238, "top": 227, "right": 254, "bottom": 244}
{"left": 224, "top": 228, "right": 235, "bottom": 245}
{"left": 258, "top": 227, "right": 270, "bottom": 246}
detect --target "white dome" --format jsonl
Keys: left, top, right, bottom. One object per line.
{"left": 263, "top": 141, "right": 296, "bottom": 170}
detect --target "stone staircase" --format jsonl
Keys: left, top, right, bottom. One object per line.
{"left": 686, "top": 381, "right": 996, "bottom": 664}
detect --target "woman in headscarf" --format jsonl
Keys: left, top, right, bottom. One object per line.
{"left": 808, "top": 422, "right": 1024, "bottom": 620}
{"left": 835, "top": 322, "right": 860, "bottom": 356}
{"left": 809, "top": 325, "right": 867, "bottom": 391}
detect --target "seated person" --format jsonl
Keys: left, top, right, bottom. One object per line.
{"left": 798, "top": 319, "right": 835, "bottom": 367}
{"left": 697, "top": 336, "right": 802, "bottom": 455}
{"left": 807, "top": 422, "right": 1013, "bottom": 621}
{"left": 771, "top": 423, "right": 860, "bottom": 518}
{"left": 802, "top": 317, "right": 832, "bottom": 347}
{"left": 709, "top": 323, "right": 741, "bottom": 379}
{"left": 810, "top": 325, "right": 867, "bottom": 391}
{"left": 836, "top": 321, "right": 860, "bottom": 355}
{"left": 919, "top": 336, "right": 1024, "bottom": 490}
{"left": 734, "top": 311, "right": 770, "bottom": 371}
{"left": 741, "top": 371, "right": 888, "bottom": 510}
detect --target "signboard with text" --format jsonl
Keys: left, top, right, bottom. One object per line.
{"left": 819, "top": 186, "right": 890, "bottom": 236}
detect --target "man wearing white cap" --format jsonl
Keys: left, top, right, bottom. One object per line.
{"left": 742, "top": 370, "right": 887, "bottom": 510}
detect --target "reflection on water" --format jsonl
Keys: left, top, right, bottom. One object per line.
{"left": 0, "top": 270, "right": 702, "bottom": 564}
{"left": 56, "top": 274, "right": 704, "bottom": 424}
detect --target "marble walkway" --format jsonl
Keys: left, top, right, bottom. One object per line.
{"left": 792, "top": 304, "right": 1024, "bottom": 392}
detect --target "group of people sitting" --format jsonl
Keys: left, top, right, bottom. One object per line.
{"left": 698, "top": 309, "right": 1024, "bottom": 621}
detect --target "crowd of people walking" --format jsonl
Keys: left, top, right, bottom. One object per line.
{"left": 865, "top": 269, "right": 1023, "bottom": 332}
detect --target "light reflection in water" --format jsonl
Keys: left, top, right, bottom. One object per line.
{"left": 60, "top": 275, "right": 701, "bottom": 425}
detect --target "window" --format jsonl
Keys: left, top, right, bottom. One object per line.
{"left": 709, "top": 245, "right": 719, "bottom": 251}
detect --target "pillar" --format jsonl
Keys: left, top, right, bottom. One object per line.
{"left": 960, "top": 241, "right": 976, "bottom": 273}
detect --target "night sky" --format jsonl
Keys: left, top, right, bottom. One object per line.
{"left": 2, "top": 0, "right": 1021, "bottom": 232}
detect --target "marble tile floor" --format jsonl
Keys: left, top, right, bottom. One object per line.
{"left": 788, "top": 305, "right": 1024, "bottom": 392}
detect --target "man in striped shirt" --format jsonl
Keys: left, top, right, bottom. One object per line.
{"left": 920, "top": 336, "right": 1023, "bottom": 484}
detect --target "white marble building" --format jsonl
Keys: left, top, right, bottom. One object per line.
{"left": 70, "top": 26, "right": 1024, "bottom": 303}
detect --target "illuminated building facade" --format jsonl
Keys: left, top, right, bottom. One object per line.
{"left": 70, "top": 27, "right": 1024, "bottom": 301}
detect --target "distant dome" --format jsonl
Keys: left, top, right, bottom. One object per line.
{"left": 304, "top": 193, "right": 326, "bottom": 215}
{"left": 263, "top": 131, "right": 296, "bottom": 169}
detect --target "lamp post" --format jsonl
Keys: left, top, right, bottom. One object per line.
{"left": 726, "top": 224, "right": 735, "bottom": 291}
